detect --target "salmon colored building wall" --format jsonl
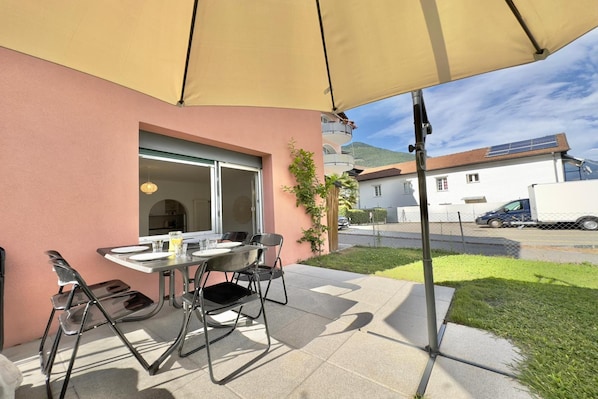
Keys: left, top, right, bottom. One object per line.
{"left": 0, "top": 48, "right": 324, "bottom": 348}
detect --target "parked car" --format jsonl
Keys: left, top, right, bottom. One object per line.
{"left": 475, "top": 199, "right": 531, "bottom": 228}
{"left": 338, "top": 216, "right": 350, "bottom": 230}
{"left": 475, "top": 181, "right": 598, "bottom": 230}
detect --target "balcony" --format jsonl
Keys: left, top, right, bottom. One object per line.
{"left": 324, "top": 152, "right": 354, "bottom": 175}
{"left": 322, "top": 121, "right": 353, "bottom": 145}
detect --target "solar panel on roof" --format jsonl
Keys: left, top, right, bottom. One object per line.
{"left": 533, "top": 136, "right": 557, "bottom": 144}
{"left": 491, "top": 144, "right": 510, "bottom": 151}
{"left": 486, "top": 135, "right": 558, "bottom": 157}
{"left": 507, "top": 146, "right": 531, "bottom": 155}
{"left": 533, "top": 142, "right": 558, "bottom": 150}
{"left": 486, "top": 143, "right": 510, "bottom": 157}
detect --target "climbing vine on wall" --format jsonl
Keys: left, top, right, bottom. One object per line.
{"left": 283, "top": 140, "right": 329, "bottom": 254}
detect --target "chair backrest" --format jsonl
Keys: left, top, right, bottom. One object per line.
{"left": 221, "top": 231, "right": 248, "bottom": 242}
{"left": 249, "top": 233, "right": 283, "bottom": 266}
{"left": 205, "top": 247, "right": 261, "bottom": 274}
{"left": 46, "top": 250, "right": 74, "bottom": 287}
{"left": 47, "top": 257, "right": 92, "bottom": 304}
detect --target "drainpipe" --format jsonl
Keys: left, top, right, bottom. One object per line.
{"left": 552, "top": 152, "right": 561, "bottom": 182}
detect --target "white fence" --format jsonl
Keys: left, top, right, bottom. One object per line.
{"left": 391, "top": 203, "right": 505, "bottom": 223}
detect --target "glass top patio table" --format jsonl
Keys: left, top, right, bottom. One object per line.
{"left": 97, "top": 245, "right": 207, "bottom": 273}
{"left": 96, "top": 243, "right": 261, "bottom": 375}
{"left": 97, "top": 244, "right": 260, "bottom": 273}
{"left": 97, "top": 244, "right": 258, "bottom": 312}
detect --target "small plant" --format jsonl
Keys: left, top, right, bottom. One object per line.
{"left": 283, "top": 140, "right": 329, "bottom": 254}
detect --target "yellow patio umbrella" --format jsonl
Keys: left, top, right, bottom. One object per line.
{"left": 2, "top": 0, "right": 597, "bottom": 365}
{"left": 1, "top": 0, "right": 596, "bottom": 112}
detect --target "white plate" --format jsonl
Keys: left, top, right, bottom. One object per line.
{"left": 111, "top": 246, "right": 150, "bottom": 254}
{"left": 192, "top": 248, "right": 231, "bottom": 257}
{"left": 129, "top": 252, "right": 173, "bottom": 261}
{"left": 216, "top": 242, "right": 243, "bottom": 248}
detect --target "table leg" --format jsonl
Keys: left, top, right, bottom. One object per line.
{"left": 148, "top": 310, "right": 188, "bottom": 375}
{"left": 168, "top": 270, "right": 177, "bottom": 307}
{"left": 147, "top": 266, "right": 195, "bottom": 374}
{"left": 166, "top": 268, "right": 191, "bottom": 309}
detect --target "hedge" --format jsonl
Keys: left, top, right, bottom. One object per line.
{"left": 342, "top": 208, "right": 387, "bottom": 224}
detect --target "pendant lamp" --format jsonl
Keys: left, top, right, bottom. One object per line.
{"left": 140, "top": 168, "right": 158, "bottom": 195}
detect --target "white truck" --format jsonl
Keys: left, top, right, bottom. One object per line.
{"left": 527, "top": 180, "right": 598, "bottom": 231}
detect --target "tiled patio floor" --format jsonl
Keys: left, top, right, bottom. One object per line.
{"left": 5, "top": 264, "right": 532, "bottom": 398}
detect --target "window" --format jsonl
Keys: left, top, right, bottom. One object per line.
{"left": 466, "top": 173, "right": 480, "bottom": 183}
{"left": 139, "top": 131, "right": 263, "bottom": 240}
{"left": 504, "top": 200, "right": 523, "bottom": 211}
{"left": 403, "top": 181, "right": 412, "bottom": 194}
{"left": 374, "top": 184, "right": 382, "bottom": 197}
{"left": 436, "top": 177, "right": 448, "bottom": 191}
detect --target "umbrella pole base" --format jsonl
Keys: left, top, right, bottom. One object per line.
{"left": 416, "top": 321, "right": 447, "bottom": 396}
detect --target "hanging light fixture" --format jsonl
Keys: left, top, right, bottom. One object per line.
{"left": 140, "top": 167, "right": 158, "bottom": 195}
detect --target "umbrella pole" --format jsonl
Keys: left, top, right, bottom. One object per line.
{"left": 410, "top": 90, "right": 439, "bottom": 355}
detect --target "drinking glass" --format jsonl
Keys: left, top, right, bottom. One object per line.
{"left": 200, "top": 238, "right": 209, "bottom": 251}
{"left": 151, "top": 239, "right": 164, "bottom": 252}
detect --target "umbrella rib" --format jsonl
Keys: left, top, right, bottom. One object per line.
{"left": 504, "top": 0, "right": 544, "bottom": 56}
{"left": 178, "top": 0, "right": 200, "bottom": 106}
{"left": 315, "top": 0, "right": 337, "bottom": 111}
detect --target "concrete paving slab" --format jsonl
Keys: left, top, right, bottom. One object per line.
{"left": 425, "top": 356, "right": 532, "bottom": 399}
{"left": 439, "top": 323, "right": 524, "bottom": 376}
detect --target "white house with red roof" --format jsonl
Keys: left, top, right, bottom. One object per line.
{"left": 356, "top": 133, "right": 583, "bottom": 222}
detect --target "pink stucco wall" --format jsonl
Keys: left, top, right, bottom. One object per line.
{"left": 0, "top": 47, "right": 325, "bottom": 347}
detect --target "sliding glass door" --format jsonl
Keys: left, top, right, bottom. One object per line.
{"left": 219, "top": 164, "right": 262, "bottom": 238}
{"left": 138, "top": 144, "right": 262, "bottom": 240}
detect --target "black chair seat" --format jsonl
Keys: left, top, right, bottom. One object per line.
{"left": 236, "top": 265, "right": 283, "bottom": 281}
{"left": 51, "top": 279, "right": 130, "bottom": 310}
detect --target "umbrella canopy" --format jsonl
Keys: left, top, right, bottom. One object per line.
{"left": 2, "top": 0, "right": 597, "bottom": 366}
{"left": 1, "top": 0, "right": 596, "bottom": 112}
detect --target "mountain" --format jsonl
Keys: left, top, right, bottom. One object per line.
{"left": 342, "top": 142, "right": 414, "bottom": 168}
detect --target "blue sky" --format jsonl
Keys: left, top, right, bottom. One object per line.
{"left": 345, "top": 28, "right": 598, "bottom": 161}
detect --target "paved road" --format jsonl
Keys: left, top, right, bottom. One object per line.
{"left": 339, "top": 222, "right": 598, "bottom": 264}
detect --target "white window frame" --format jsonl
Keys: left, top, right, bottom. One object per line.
{"left": 374, "top": 184, "right": 382, "bottom": 197}
{"left": 466, "top": 173, "right": 480, "bottom": 183}
{"left": 436, "top": 177, "right": 448, "bottom": 192}
{"left": 139, "top": 131, "right": 264, "bottom": 241}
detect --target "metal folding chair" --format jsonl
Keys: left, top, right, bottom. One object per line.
{"left": 235, "top": 233, "right": 287, "bottom": 318}
{"left": 39, "top": 250, "right": 130, "bottom": 374}
{"left": 43, "top": 256, "right": 154, "bottom": 399}
{"left": 177, "top": 247, "right": 270, "bottom": 384}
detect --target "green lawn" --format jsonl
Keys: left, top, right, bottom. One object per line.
{"left": 301, "top": 247, "right": 598, "bottom": 399}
